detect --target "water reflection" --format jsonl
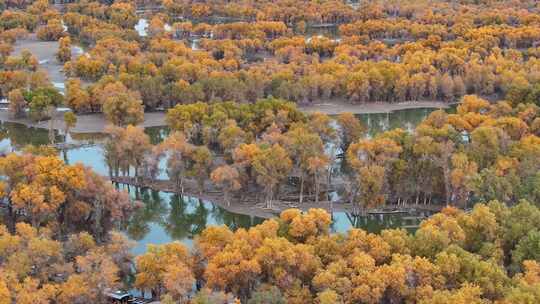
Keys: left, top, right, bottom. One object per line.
{"left": 0, "top": 121, "right": 61, "bottom": 150}
{"left": 165, "top": 194, "right": 209, "bottom": 239}
{"left": 144, "top": 125, "right": 170, "bottom": 144}
{"left": 0, "top": 107, "right": 439, "bottom": 151}
{"left": 122, "top": 187, "right": 263, "bottom": 255}
{"left": 330, "top": 211, "right": 427, "bottom": 234}
{"left": 357, "top": 108, "right": 438, "bottom": 137}
{"left": 0, "top": 107, "right": 440, "bottom": 254}
{"left": 125, "top": 186, "right": 426, "bottom": 255}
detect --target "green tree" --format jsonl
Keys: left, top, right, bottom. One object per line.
{"left": 248, "top": 285, "right": 286, "bottom": 304}
{"left": 511, "top": 230, "right": 540, "bottom": 273}
{"left": 25, "top": 86, "right": 63, "bottom": 121}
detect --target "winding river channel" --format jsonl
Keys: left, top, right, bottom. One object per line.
{"left": 0, "top": 107, "right": 439, "bottom": 254}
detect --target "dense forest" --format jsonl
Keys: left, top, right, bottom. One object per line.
{"left": 100, "top": 95, "right": 539, "bottom": 213}
{"left": 2, "top": 181, "right": 540, "bottom": 303}
{"left": 0, "top": 0, "right": 540, "bottom": 303}
{"left": 1, "top": 0, "right": 540, "bottom": 118}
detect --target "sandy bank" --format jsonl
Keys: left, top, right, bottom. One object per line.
{"left": 0, "top": 111, "right": 167, "bottom": 133}
{"left": 299, "top": 100, "right": 454, "bottom": 115}
{"left": 112, "top": 176, "right": 443, "bottom": 219}
{"left": 0, "top": 100, "right": 453, "bottom": 134}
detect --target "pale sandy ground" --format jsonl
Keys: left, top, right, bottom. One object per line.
{"left": 298, "top": 100, "right": 453, "bottom": 114}
{"left": 13, "top": 36, "right": 86, "bottom": 91}
{"left": 0, "top": 111, "right": 167, "bottom": 133}
{"left": 0, "top": 101, "right": 455, "bottom": 133}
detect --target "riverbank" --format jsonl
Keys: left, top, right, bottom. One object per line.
{"left": 0, "top": 100, "right": 452, "bottom": 134}
{"left": 298, "top": 100, "right": 455, "bottom": 115}
{"left": 0, "top": 111, "right": 168, "bottom": 133}
{"left": 112, "top": 176, "right": 444, "bottom": 219}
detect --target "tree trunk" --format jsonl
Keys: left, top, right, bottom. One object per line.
{"left": 6, "top": 201, "right": 15, "bottom": 233}
{"left": 180, "top": 177, "right": 184, "bottom": 194}
{"left": 62, "top": 148, "right": 68, "bottom": 163}
{"left": 48, "top": 117, "right": 55, "bottom": 145}
{"left": 265, "top": 186, "right": 272, "bottom": 209}
{"left": 443, "top": 164, "right": 451, "bottom": 206}
{"left": 94, "top": 200, "right": 103, "bottom": 243}
{"left": 314, "top": 175, "right": 320, "bottom": 203}
{"left": 134, "top": 164, "right": 141, "bottom": 184}
{"left": 175, "top": 177, "right": 180, "bottom": 192}
{"left": 198, "top": 178, "right": 204, "bottom": 195}
{"left": 327, "top": 167, "right": 332, "bottom": 201}
{"left": 31, "top": 216, "right": 39, "bottom": 230}
{"left": 299, "top": 172, "right": 304, "bottom": 204}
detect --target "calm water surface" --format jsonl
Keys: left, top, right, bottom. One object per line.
{"left": 0, "top": 107, "right": 438, "bottom": 254}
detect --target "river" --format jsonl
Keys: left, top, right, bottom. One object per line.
{"left": 0, "top": 107, "right": 438, "bottom": 254}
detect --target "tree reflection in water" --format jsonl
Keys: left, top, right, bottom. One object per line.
{"left": 357, "top": 108, "right": 437, "bottom": 138}
{"left": 144, "top": 126, "right": 170, "bottom": 145}
{"left": 208, "top": 203, "right": 264, "bottom": 230}
{"left": 165, "top": 195, "right": 209, "bottom": 239}
{"left": 124, "top": 187, "right": 264, "bottom": 245}
{"left": 125, "top": 187, "right": 168, "bottom": 241}
{"left": 0, "top": 121, "right": 60, "bottom": 149}
{"left": 0, "top": 109, "right": 446, "bottom": 253}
